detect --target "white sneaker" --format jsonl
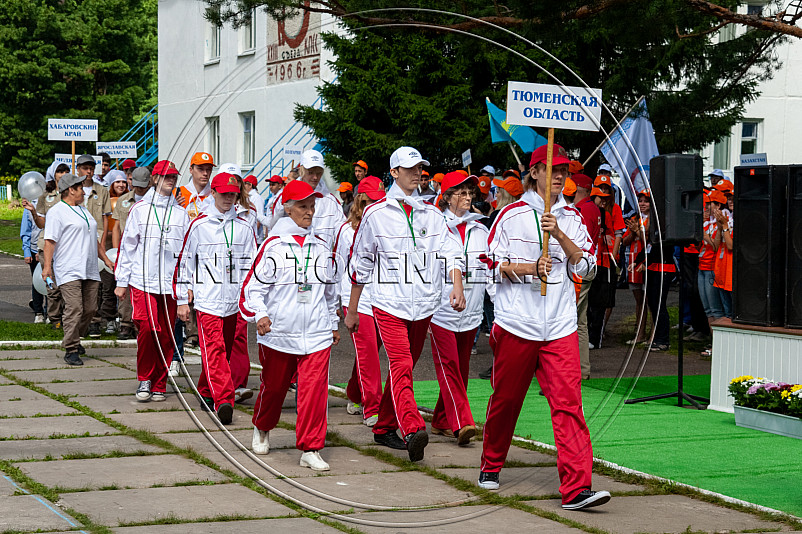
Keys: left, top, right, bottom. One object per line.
{"left": 300, "top": 450, "right": 330, "bottom": 471}
{"left": 252, "top": 427, "right": 269, "bottom": 455}
{"left": 105, "top": 322, "right": 117, "bottom": 334}
{"left": 235, "top": 388, "right": 253, "bottom": 404}
{"left": 135, "top": 380, "right": 152, "bottom": 402}
{"left": 151, "top": 391, "right": 166, "bottom": 402}
{"left": 34, "top": 314, "right": 45, "bottom": 324}
{"left": 363, "top": 415, "right": 378, "bottom": 427}
{"left": 346, "top": 401, "right": 363, "bottom": 415}
{"left": 168, "top": 360, "right": 180, "bottom": 377}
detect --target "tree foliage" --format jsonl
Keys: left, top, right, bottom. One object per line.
{"left": 0, "top": 0, "right": 157, "bottom": 176}
{"left": 206, "top": 0, "right": 785, "bottom": 178}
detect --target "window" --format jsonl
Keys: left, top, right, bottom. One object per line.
{"left": 713, "top": 135, "right": 730, "bottom": 170}
{"left": 239, "top": 9, "right": 256, "bottom": 54}
{"left": 747, "top": 4, "right": 764, "bottom": 16}
{"left": 741, "top": 120, "right": 760, "bottom": 155}
{"left": 205, "top": 22, "right": 221, "bottom": 63}
{"left": 206, "top": 117, "right": 220, "bottom": 162}
{"left": 241, "top": 112, "right": 255, "bottom": 165}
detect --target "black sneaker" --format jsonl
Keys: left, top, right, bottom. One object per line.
{"left": 373, "top": 431, "right": 406, "bottom": 450}
{"left": 479, "top": 365, "right": 492, "bottom": 380}
{"left": 478, "top": 471, "right": 500, "bottom": 490}
{"left": 561, "top": 489, "right": 611, "bottom": 510}
{"left": 404, "top": 429, "right": 428, "bottom": 462}
{"left": 200, "top": 396, "right": 214, "bottom": 412}
{"left": 217, "top": 403, "right": 234, "bottom": 425}
{"left": 77, "top": 344, "right": 86, "bottom": 355}
{"left": 186, "top": 336, "right": 199, "bottom": 348}
{"left": 88, "top": 323, "right": 102, "bottom": 338}
{"left": 63, "top": 352, "right": 83, "bottom": 366}
{"left": 288, "top": 382, "right": 298, "bottom": 393}
{"left": 117, "top": 326, "right": 134, "bottom": 340}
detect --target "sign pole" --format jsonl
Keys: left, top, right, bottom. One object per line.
{"left": 507, "top": 141, "right": 523, "bottom": 168}
{"left": 467, "top": 164, "right": 471, "bottom": 175}
{"left": 540, "top": 128, "right": 555, "bottom": 296}
{"left": 71, "top": 141, "right": 76, "bottom": 174}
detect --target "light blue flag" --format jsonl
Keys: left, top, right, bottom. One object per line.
{"left": 486, "top": 98, "right": 548, "bottom": 153}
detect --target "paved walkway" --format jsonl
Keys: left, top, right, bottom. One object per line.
{"left": 0, "top": 347, "right": 796, "bottom": 533}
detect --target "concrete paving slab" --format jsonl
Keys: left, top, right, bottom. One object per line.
{"left": 340, "top": 504, "right": 581, "bottom": 533}
{"left": 236, "top": 446, "right": 400, "bottom": 479}
{"left": 59, "top": 484, "right": 293, "bottom": 526}
{"left": 84, "top": 348, "right": 139, "bottom": 358}
{"left": 13, "top": 365, "right": 135, "bottom": 383}
{"left": 276, "top": 471, "right": 475, "bottom": 512}
{"left": 0, "top": 375, "right": 12, "bottom": 384}
{"left": 526, "top": 494, "right": 786, "bottom": 534}
{"left": 109, "top": 409, "right": 253, "bottom": 433}
{"left": 0, "top": 476, "right": 19, "bottom": 496}
{"left": 157, "top": 428, "right": 306, "bottom": 455}
{"left": 0, "top": 435, "right": 161, "bottom": 461}
{"left": 0, "top": 350, "right": 51, "bottom": 360}
{"left": 0, "top": 357, "right": 113, "bottom": 371}
{"left": 330, "top": 421, "right": 479, "bottom": 448}
{"left": 0, "top": 495, "right": 78, "bottom": 532}
{"left": 38, "top": 379, "right": 139, "bottom": 397}
{"left": 19, "top": 455, "right": 227, "bottom": 490}
{"left": 362, "top": 440, "right": 555, "bottom": 468}
{"left": 0, "top": 384, "right": 51, "bottom": 401}
{"left": 0, "top": 415, "right": 117, "bottom": 440}
{"left": 0, "top": 396, "right": 78, "bottom": 417}
{"left": 113, "top": 517, "right": 342, "bottom": 533}
{"left": 440, "top": 467, "right": 643, "bottom": 498}
{"left": 78, "top": 394, "right": 188, "bottom": 414}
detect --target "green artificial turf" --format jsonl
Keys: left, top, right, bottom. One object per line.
{"left": 412, "top": 374, "right": 802, "bottom": 517}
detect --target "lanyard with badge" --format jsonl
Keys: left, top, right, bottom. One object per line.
{"left": 289, "top": 240, "right": 313, "bottom": 303}
{"left": 398, "top": 201, "right": 417, "bottom": 250}
{"left": 61, "top": 200, "right": 91, "bottom": 234}
{"left": 151, "top": 202, "right": 173, "bottom": 233}
{"left": 460, "top": 225, "right": 474, "bottom": 290}
{"left": 222, "top": 219, "right": 235, "bottom": 277}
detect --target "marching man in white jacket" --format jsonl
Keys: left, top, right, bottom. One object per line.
{"left": 174, "top": 172, "right": 257, "bottom": 424}
{"left": 478, "top": 143, "right": 610, "bottom": 511}
{"left": 346, "top": 147, "right": 466, "bottom": 462}
{"left": 239, "top": 180, "right": 340, "bottom": 472}
{"left": 429, "top": 171, "right": 494, "bottom": 445}
{"left": 115, "top": 160, "right": 189, "bottom": 402}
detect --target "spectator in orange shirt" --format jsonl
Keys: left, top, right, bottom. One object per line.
{"left": 711, "top": 190, "right": 733, "bottom": 318}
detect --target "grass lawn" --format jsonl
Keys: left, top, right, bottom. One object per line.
{"left": 0, "top": 200, "right": 24, "bottom": 257}
{"left": 0, "top": 320, "right": 118, "bottom": 342}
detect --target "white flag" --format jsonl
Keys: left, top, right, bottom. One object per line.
{"left": 601, "top": 100, "right": 659, "bottom": 214}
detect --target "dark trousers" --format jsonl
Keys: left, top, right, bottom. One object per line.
{"left": 93, "top": 269, "right": 117, "bottom": 324}
{"left": 588, "top": 266, "right": 614, "bottom": 347}
{"left": 645, "top": 270, "right": 672, "bottom": 346}
{"left": 681, "top": 253, "right": 709, "bottom": 336}
{"left": 27, "top": 260, "right": 45, "bottom": 315}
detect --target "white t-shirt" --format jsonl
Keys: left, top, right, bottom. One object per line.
{"left": 44, "top": 201, "right": 101, "bottom": 285}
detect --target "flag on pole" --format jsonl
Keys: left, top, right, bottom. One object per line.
{"left": 486, "top": 98, "right": 547, "bottom": 153}
{"left": 600, "top": 100, "right": 659, "bottom": 212}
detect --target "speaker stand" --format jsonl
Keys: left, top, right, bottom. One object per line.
{"left": 625, "top": 248, "right": 710, "bottom": 409}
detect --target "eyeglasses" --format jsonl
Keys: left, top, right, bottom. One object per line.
{"left": 453, "top": 191, "right": 474, "bottom": 198}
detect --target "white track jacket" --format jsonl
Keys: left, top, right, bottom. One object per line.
{"left": 349, "top": 184, "right": 465, "bottom": 322}
{"left": 173, "top": 203, "right": 257, "bottom": 317}
{"left": 488, "top": 190, "right": 596, "bottom": 341}
{"left": 239, "top": 217, "right": 339, "bottom": 355}
{"left": 115, "top": 189, "right": 189, "bottom": 295}
{"left": 268, "top": 180, "right": 345, "bottom": 245}
{"left": 333, "top": 221, "right": 374, "bottom": 316}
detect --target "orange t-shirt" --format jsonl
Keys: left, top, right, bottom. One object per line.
{"left": 698, "top": 219, "right": 717, "bottom": 271}
{"left": 596, "top": 204, "right": 625, "bottom": 269}
{"left": 624, "top": 214, "right": 649, "bottom": 284}
{"left": 176, "top": 186, "right": 209, "bottom": 219}
{"left": 713, "top": 216, "right": 733, "bottom": 291}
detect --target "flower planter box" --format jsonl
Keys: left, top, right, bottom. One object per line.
{"left": 733, "top": 405, "right": 802, "bottom": 439}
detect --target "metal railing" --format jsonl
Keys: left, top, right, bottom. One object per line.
{"left": 114, "top": 105, "right": 159, "bottom": 167}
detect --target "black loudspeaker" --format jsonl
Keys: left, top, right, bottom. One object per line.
{"left": 733, "top": 165, "right": 787, "bottom": 327}
{"left": 649, "top": 154, "right": 704, "bottom": 244}
{"left": 786, "top": 165, "right": 802, "bottom": 329}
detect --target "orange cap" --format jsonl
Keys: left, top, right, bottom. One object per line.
{"left": 637, "top": 189, "right": 650, "bottom": 198}
{"left": 568, "top": 160, "right": 584, "bottom": 174}
{"left": 594, "top": 174, "right": 612, "bottom": 187}
{"left": 354, "top": 160, "right": 368, "bottom": 171}
{"left": 590, "top": 186, "right": 610, "bottom": 197}
{"left": 502, "top": 169, "right": 521, "bottom": 179}
{"left": 475, "top": 175, "right": 491, "bottom": 195}
{"left": 431, "top": 173, "right": 445, "bottom": 183}
{"left": 492, "top": 177, "right": 524, "bottom": 198}
{"left": 190, "top": 152, "right": 215, "bottom": 166}
{"left": 708, "top": 190, "right": 727, "bottom": 204}
{"left": 562, "top": 177, "right": 577, "bottom": 196}
{"left": 337, "top": 182, "right": 354, "bottom": 193}
{"left": 421, "top": 170, "right": 430, "bottom": 177}
{"left": 455, "top": 170, "right": 469, "bottom": 177}
{"left": 714, "top": 179, "right": 733, "bottom": 194}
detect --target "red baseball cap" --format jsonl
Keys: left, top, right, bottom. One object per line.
{"left": 268, "top": 175, "right": 284, "bottom": 184}
{"left": 211, "top": 172, "right": 241, "bottom": 194}
{"left": 359, "top": 176, "right": 386, "bottom": 201}
{"left": 152, "top": 160, "right": 180, "bottom": 176}
{"left": 571, "top": 173, "right": 593, "bottom": 190}
{"left": 492, "top": 177, "right": 524, "bottom": 197}
{"left": 594, "top": 174, "right": 613, "bottom": 187}
{"left": 121, "top": 159, "right": 136, "bottom": 170}
{"left": 529, "top": 143, "right": 571, "bottom": 167}
{"left": 442, "top": 171, "right": 478, "bottom": 194}
{"left": 282, "top": 179, "right": 323, "bottom": 203}
{"left": 354, "top": 160, "right": 368, "bottom": 171}
{"left": 243, "top": 175, "right": 258, "bottom": 187}
{"left": 337, "top": 182, "right": 354, "bottom": 193}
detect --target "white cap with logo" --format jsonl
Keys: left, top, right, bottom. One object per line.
{"left": 390, "top": 147, "right": 430, "bottom": 169}
{"left": 218, "top": 163, "right": 242, "bottom": 177}
{"left": 300, "top": 150, "right": 325, "bottom": 169}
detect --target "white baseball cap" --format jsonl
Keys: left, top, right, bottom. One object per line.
{"left": 218, "top": 163, "right": 242, "bottom": 177}
{"left": 390, "top": 146, "right": 430, "bottom": 169}
{"left": 480, "top": 165, "right": 495, "bottom": 175}
{"left": 300, "top": 150, "right": 325, "bottom": 169}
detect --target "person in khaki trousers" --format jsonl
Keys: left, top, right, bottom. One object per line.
{"left": 42, "top": 174, "right": 114, "bottom": 365}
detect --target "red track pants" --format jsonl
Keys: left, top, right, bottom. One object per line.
{"left": 131, "top": 288, "right": 176, "bottom": 393}
{"left": 343, "top": 306, "right": 382, "bottom": 419}
{"left": 430, "top": 324, "right": 477, "bottom": 433}
{"left": 372, "top": 307, "right": 431, "bottom": 438}
{"left": 196, "top": 311, "right": 250, "bottom": 410}
{"left": 481, "top": 324, "right": 593, "bottom": 504}
{"left": 252, "top": 344, "right": 331, "bottom": 451}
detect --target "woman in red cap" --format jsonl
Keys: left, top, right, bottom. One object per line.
{"left": 240, "top": 179, "right": 340, "bottom": 471}
{"left": 479, "top": 143, "right": 610, "bottom": 511}
{"left": 173, "top": 172, "right": 257, "bottom": 424}
{"left": 429, "top": 171, "right": 494, "bottom": 445}
{"left": 333, "top": 176, "right": 385, "bottom": 426}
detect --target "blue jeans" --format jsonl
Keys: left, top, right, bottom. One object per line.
{"left": 697, "top": 269, "right": 723, "bottom": 318}
{"left": 718, "top": 289, "right": 733, "bottom": 319}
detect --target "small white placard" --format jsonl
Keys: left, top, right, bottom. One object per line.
{"left": 506, "top": 82, "right": 603, "bottom": 132}
{"left": 739, "top": 153, "right": 767, "bottom": 166}
{"left": 462, "top": 149, "right": 472, "bottom": 168}
{"left": 96, "top": 142, "right": 137, "bottom": 158}
{"left": 283, "top": 145, "right": 303, "bottom": 161}
{"left": 48, "top": 119, "right": 99, "bottom": 141}
{"left": 55, "top": 154, "right": 102, "bottom": 169}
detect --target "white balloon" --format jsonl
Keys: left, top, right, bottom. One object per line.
{"left": 32, "top": 263, "right": 47, "bottom": 296}
{"left": 98, "top": 257, "right": 107, "bottom": 274}
{"left": 106, "top": 248, "right": 118, "bottom": 271}
{"left": 18, "top": 171, "right": 46, "bottom": 201}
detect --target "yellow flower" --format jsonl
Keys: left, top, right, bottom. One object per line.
{"left": 781, "top": 391, "right": 790, "bottom": 399}
{"left": 791, "top": 384, "right": 802, "bottom": 393}
{"left": 730, "top": 375, "right": 754, "bottom": 384}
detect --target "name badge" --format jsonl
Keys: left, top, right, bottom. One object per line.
{"left": 531, "top": 275, "right": 542, "bottom": 292}
{"left": 297, "top": 284, "right": 312, "bottom": 303}
{"left": 462, "top": 272, "right": 473, "bottom": 291}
